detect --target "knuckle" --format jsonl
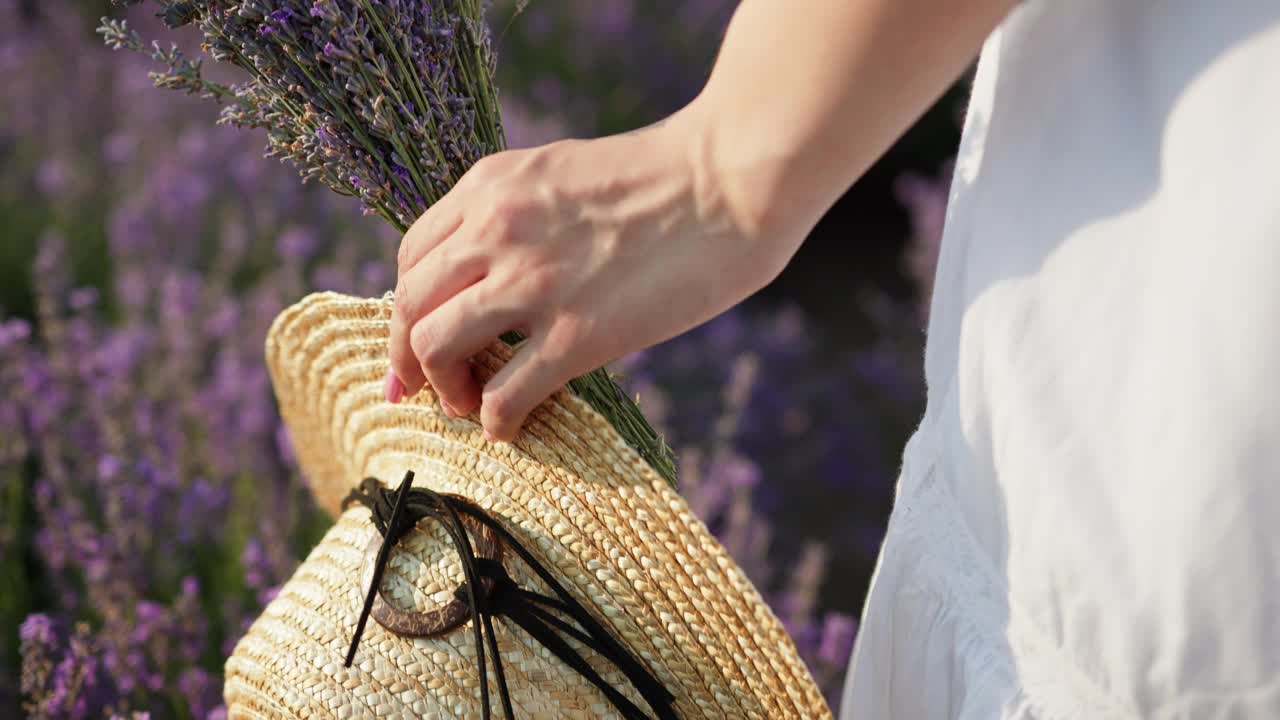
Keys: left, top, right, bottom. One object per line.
{"left": 484, "top": 199, "right": 535, "bottom": 246}
{"left": 388, "top": 339, "right": 412, "bottom": 368}
{"left": 535, "top": 329, "right": 587, "bottom": 384}
{"left": 484, "top": 206, "right": 517, "bottom": 244}
{"left": 492, "top": 197, "right": 523, "bottom": 221}
{"left": 548, "top": 316, "right": 585, "bottom": 353}
{"left": 388, "top": 343, "right": 419, "bottom": 381}
{"left": 462, "top": 158, "right": 485, "bottom": 183}
{"left": 535, "top": 347, "right": 570, "bottom": 381}
{"left": 520, "top": 268, "right": 557, "bottom": 301}
{"left": 393, "top": 285, "right": 415, "bottom": 319}
{"left": 473, "top": 154, "right": 496, "bottom": 174}
{"left": 409, "top": 320, "right": 432, "bottom": 360}
{"left": 467, "top": 154, "right": 503, "bottom": 184}
{"left": 420, "top": 343, "right": 449, "bottom": 373}
{"left": 413, "top": 328, "right": 453, "bottom": 373}
{"left": 483, "top": 391, "right": 516, "bottom": 426}
{"left": 396, "top": 237, "right": 411, "bottom": 270}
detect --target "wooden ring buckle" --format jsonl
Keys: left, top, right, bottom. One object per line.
{"left": 364, "top": 505, "right": 504, "bottom": 638}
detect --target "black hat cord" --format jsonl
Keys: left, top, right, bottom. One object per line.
{"left": 342, "top": 471, "right": 679, "bottom": 720}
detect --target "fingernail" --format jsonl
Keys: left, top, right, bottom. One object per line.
{"left": 385, "top": 371, "right": 405, "bottom": 404}
{"left": 483, "top": 429, "right": 497, "bottom": 443}
{"left": 441, "top": 401, "right": 456, "bottom": 418}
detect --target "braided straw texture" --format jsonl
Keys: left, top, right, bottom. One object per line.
{"left": 225, "top": 292, "right": 831, "bottom": 719}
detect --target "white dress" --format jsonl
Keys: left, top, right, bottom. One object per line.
{"left": 840, "top": 1, "right": 1280, "bottom": 717}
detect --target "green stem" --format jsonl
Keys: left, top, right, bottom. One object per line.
{"left": 290, "top": 59, "right": 419, "bottom": 208}
{"left": 355, "top": 0, "right": 449, "bottom": 168}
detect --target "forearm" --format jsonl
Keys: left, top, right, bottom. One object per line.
{"left": 684, "top": 0, "right": 1016, "bottom": 258}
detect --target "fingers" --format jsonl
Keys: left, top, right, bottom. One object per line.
{"left": 388, "top": 232, "right": 486, "bottom": 397}
{"left": 387, "top": 332, "right": 427, "bottom": 400}
{"left": 480, "top": 325, "right": 583, "bottom": 442}
{"left": 397, "top": 192, "right": 464, "bottom": 280}
{"left": 388, "top": 197, "right": 465, "bottom": 399}
{"left": 395, "top": 152, "right": 501, "bottom": 279}
{"left": 409, "top": 281, "right": 526, "bottom": 417}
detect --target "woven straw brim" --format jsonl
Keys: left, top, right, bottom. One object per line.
{"left": 224, "top": 292, "right": 830, "bottom": 718}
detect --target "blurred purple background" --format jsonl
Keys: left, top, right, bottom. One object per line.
{"left": 1, "top": 1, "right": 956, "bottom": 716}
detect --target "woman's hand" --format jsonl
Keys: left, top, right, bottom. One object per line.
{"left": 387, "top": 102, "right": 803, "bottom": 442}
{"left": 386, "top": 0, "right": 1013, "bottom": 441}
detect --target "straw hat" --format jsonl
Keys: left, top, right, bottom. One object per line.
{"left": 224, "top": 292, "right": 831, "bottom": 719}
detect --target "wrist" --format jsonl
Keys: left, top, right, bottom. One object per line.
{"left": 679, "top": 92, "right": 815, "bottom": 269}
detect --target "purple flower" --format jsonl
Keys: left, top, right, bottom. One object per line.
{"left": 241, "top": 539, "right": 270, "bottom": 592}
{"left": 816, "top": 613, "right": 858, "bottom": 666}
{"left": 178, "top": 667, "right": 218, "bottom": 719}
{"left": 276, "top": 227, "right": 319, "bottom": 260}
{"left": 97, "top": 455, "right": 122, "bottom": 480}
{"left": 357, "top": 260, "right": 391, "bottom": 296}
{"left": 20, "top": 613, "right": 58, "bottom": 648}
{"left": 69, "top": 287, "right": 100, "bottom": 311}
{"left": 274, "top": 423, "right": 297, "bottom": 467}
{"left": 0, "top": 318, "right": 31, "bottom": 348}
{"left": 711, "top": 455, "right": 761, "bottom": 490}
{"left": 36, "top": 157, "right": 70, "bottom": 195}
{"left": 103, "top": 132, "right": 137, "bottom": 164}
{"left": 586, "top": 0, "right": 634, "bottom": 37}
{"left": 203, "top": 300, "right": 239, "bottom": 339}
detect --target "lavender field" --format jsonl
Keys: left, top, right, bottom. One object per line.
{"left": 1, "top": 1, "right": 952, "bottom": 716}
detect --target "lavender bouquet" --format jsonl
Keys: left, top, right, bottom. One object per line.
{"left": 98, "top": 0, "right": 678, "bottom": 486}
